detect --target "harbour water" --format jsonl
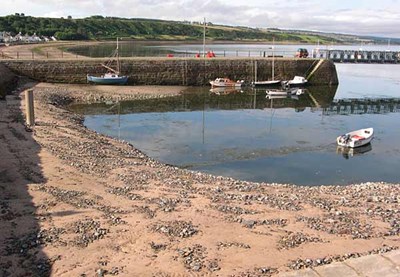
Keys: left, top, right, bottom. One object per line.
{"left": 67, "top": 41, "right": 400, "bottom": 58}
{"left": 70, "top": 61, "right": 400, "bottom": 186}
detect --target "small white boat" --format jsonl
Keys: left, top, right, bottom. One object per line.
{"left": 282, "top": 76, "right": 308, "bottom": 87}
{"left": 210, "top": 78, "right": 244, "bottom": 88}
{"left": 336, "top": 128, "right": 374, "bottom": 148}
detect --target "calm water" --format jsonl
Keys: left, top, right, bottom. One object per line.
{"left": 71, "top": 63, "right": 400, "bottom": 185}
{"left": 67, "top": 42, "right": 400, "bottom": 58}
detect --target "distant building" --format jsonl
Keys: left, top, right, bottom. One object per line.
{"left": 1, "top": 31, "right": 53, "bottom": 44}
{"left": 3, "top": 32, "right": 15, "bottom": 43}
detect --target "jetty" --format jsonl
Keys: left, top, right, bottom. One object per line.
{"left": 0, "top": 57, "right": 338, "bottom": 86}
{"left": 313, "top": 49, "right": 400, "bottom": 64}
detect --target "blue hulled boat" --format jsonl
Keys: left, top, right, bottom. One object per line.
{"left": 87, "top": 73, "right": 128, "bottom": 85}
{"left": 87, "top": 38, "right": 128, "bottom": 85}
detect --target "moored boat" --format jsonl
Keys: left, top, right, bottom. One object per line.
{"left": 210, "top": 78, "right": 244, "bottom": 88}
{"left": 87, "top": 73, "right": 128, "bottom": 85}
{"left": 336, "top": 128, "right": 374, "bottom": 148}
{"left": 251, "top": 43, "right": 281, "bottom": 87}
{"left": 87, "top": 38, "right": 128, "bottom": 85}
{"left": 252, "top": 80, "right": 281, "bottom": 87}
{"left": 282, "top": 76, "right": 308, "bottom": 87}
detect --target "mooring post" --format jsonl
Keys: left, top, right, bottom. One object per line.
{"left": 25, "top": 89, "right": 35, "bottom": 127}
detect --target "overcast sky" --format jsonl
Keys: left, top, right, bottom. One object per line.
{"left": 2, "top": 0, "right": 400, "bottom": 38}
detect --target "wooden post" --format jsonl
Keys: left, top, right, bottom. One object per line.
{"left": 25, "top": 90, "right": 35, "bottom": 127}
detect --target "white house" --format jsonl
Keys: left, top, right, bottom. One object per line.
{"left": 3, "top": 32, "right": 15, "bottom": 43}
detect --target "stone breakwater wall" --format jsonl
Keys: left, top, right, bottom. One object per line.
{"left": 0, "top": 64, "right": 19, "bottom": 99}
{"left": 0, "top": 58, "right": 338, "bottom": 86}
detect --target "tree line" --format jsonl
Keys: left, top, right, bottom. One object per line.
{"left": 0, "top": 14, "right": 337, "bottom": 43}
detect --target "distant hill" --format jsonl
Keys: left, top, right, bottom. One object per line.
{"left": 0, "top": 14, "right": 397, "bottom": 44}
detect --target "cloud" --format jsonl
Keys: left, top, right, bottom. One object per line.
{"left": 1, "top": 0, "right": 400, "bottom": 37}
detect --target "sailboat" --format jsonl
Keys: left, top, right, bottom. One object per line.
{"left": 252, "top": 39, "right": 281, "bottom": 87}
{"left": 87, "top": 38, "right": 128, "bottom": 85}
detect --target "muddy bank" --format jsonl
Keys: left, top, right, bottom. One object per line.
{"left": 0, "top": 82, "right": 399, "bottom": 276}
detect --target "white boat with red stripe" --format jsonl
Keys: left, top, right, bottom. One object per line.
{"left": 336, "top": 128, "right": 374, "bottom": 148}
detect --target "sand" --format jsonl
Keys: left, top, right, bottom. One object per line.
{"left": 0, "top": 80, "right": 398, "bottom": 277}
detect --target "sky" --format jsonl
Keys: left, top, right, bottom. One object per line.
{"left": 1, "top": 0, "right": 400, "bottom": 38}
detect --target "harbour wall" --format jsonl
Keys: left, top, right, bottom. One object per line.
{"left": 0, "top": 58, "right": 338, "bottom": 86}
{"left": 0, "top": 64, "right": 19, "bottom": 99}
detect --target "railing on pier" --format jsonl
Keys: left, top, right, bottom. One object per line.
{"left": 312, "top": 49, "right": 400, "bottom": 63}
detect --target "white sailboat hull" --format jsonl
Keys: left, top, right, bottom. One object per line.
{"left": 252, "top": 80, "right": 281, "bottom": 86}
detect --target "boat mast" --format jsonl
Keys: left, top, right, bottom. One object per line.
{"left": 116, "top": 37, "right": 120, "bottom": 74}
{"left": 254, "top": 60, "right": 257, "bottom": 83}
{"left": 272, "top": 37, "right": 275, "bottom": 81}
{"left": 203, "top": 17, "right": 206, "bottom": 58}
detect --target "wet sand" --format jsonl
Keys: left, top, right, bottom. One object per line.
{"left": 0, "top": 80, "right": 398, "bottom": 276}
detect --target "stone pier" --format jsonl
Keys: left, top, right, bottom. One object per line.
{"left": 1, "top": 57, "right": 338, "bottom": 86}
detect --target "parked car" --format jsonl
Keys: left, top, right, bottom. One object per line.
{"left": 295, "top": 48, "right": 309, "bottom": 58}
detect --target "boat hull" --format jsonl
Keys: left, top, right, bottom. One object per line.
{"left": 209, "top": 78, "right": 243, "bottom": 88}
{"left": 282, "top": 76, "right": 308, "bottom": 88}
{"left": 87, "top": 75, "right": 128, "bottom": 85}
{"left": 336, "top": 128, "right": 374, "bottom": 148}
{"left": 252, "top": 80, "right": 281, "bottom": 87}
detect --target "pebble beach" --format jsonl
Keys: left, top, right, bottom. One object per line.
{"left": 0, "top": 80, "right": 399, "bottom": 276}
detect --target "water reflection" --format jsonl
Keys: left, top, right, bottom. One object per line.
{"left": 70, "top": 85, "right": 338, "bottom": 115}
{"left": 65, "top": 55, "right": 400, "bottom": 186}
{"left": 323, "top": 98, "right": 400, "bottom": 116}
{"left": 336, "top": 143, "right": 373, "bottom": 159}
{"left": 69, "top": 84, "right": 400, "bottom": 185}
{"left": 209, "top": 87, "right": 243, "bottom": 95}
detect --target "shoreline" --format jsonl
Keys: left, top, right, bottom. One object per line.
{"left": 0, "top": 81, "right": 399, "bottom": 276}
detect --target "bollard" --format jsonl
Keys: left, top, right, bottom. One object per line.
{"left": 25, "top": 90, "right": 35, "bottom": 127}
